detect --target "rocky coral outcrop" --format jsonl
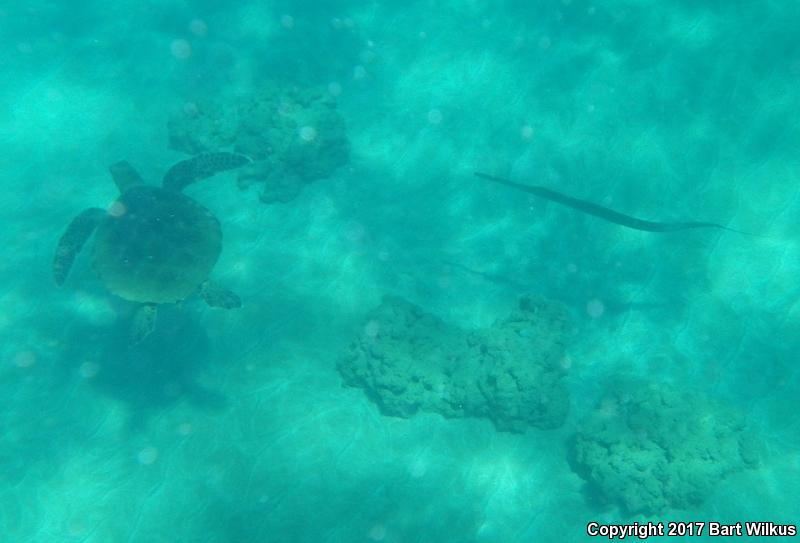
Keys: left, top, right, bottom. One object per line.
{"left": 168, "top": 82, "right": 348, "bottom": 203}
{"left": 569, "top": 382, "right": 761, "bottom": 515}
{"left": 338, "top": 295, "right": 570, "bottom": 432}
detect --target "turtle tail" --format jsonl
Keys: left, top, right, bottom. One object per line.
{"left": 53, "top": 207, "right": 106, "bottom": 285}
{"left": 162, "top": 152, "right": 252, "bottom": 192}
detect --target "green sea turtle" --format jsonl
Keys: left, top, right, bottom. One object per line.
{"left": 54, "top": 152, "right": 251, "bottom": 343}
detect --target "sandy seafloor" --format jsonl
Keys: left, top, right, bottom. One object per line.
{"left": 1, "top": 1, "right": 799, "bottom": 542}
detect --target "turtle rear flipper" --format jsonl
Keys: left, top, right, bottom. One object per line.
{"left": 53, "top": 207, "right": 106, "bottom": 285}
{"left": 162, "top": 152, "right": 252, "bottom": 192}
{"left": 131, "top": 303, "right": 158, "bottom": 344}
{"left": 200, "top": 280, "right": 242, "bottom": 309}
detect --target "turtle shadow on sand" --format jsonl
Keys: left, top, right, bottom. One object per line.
{"left": 54, "top": 305, "right": 229, "bottom": 428}
{"left": 97, "top": 306, "right": 227, "bottom": 417}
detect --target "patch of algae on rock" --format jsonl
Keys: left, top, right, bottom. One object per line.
{"left": 338, "top": 295, "right": 571, "bottom": 432}
{"left": 168, "top": 82, "right": 349, "bottom": 203}
{"left": 569, "top": 382, "right": 762, "bottom": 515}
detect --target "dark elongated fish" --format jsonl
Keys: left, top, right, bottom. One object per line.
{"left": 475, "top": 172, "right": 751, "bottom": 234}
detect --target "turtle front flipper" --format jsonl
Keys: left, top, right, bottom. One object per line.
{"left": 200, "top": 280, "right": 242, "bottom": 309}
{"left": 53, "top": 207, "right": 106, "bottom": 285}
{"left": 131, "top": 303, "right": 158, "bottom": 344}
{"left": 162, "top": 152, "right": 252, "bottom": 192}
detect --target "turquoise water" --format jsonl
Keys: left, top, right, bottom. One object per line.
{"left": 2, "top": 1, "right": 799, "bottom": 541}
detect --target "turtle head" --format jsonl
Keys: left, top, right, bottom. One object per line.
{"left": 109, "top": 161, "right": 145, "bottom": 193}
